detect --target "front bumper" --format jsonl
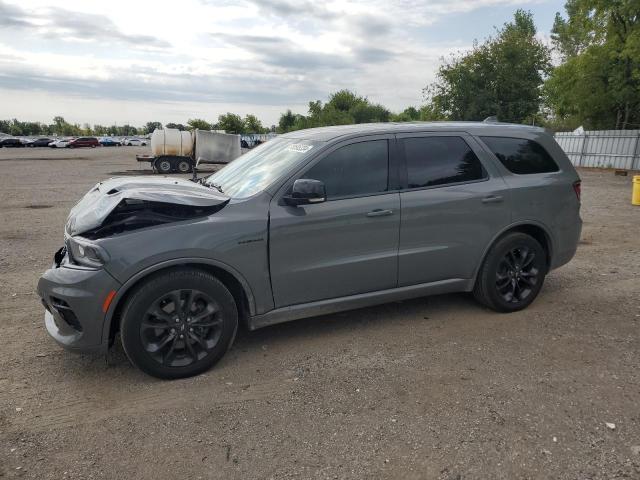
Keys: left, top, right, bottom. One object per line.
{"left": 37, "top": 249, "right": 121, "bottom": 353}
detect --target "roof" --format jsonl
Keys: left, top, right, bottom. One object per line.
{"left": 281, "top": 121, "right": 544, "bottom": 142}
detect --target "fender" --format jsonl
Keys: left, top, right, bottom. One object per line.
{"left": 100, "top": 257, "right": 257, "bottom": 351}
{"left": 471, "top": 220, "right": 555, "bottom": 285}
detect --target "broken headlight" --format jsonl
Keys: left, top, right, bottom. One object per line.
{"left": 67, "top": 237, "right": 109, "bottom": 268}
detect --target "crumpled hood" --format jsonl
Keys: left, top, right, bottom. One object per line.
{"left": 66, "top": 176, "right": 228, "bottom": 236}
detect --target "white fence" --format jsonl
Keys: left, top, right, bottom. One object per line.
{"left": 555, "top": 130, "right": 640, "bottom": 170}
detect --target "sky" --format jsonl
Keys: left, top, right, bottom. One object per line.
{"left": 0, "top": 0, "right": 566, "bottom": 127}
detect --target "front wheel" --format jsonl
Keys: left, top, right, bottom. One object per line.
{"left": 155, "top": 158, "right": 172, "bottom": 174}
{"left": 473, "top": 232, "right": 547, "bottom": 312}
{"left": 120, "top": 269, "right": 238, "bottom": 379}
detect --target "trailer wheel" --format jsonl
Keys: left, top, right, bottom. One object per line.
{"left": 156, "top": 158, "right": 172, "bottom": 174}
{"left": 177, "top": 159, "right": 192, "bottom": 173}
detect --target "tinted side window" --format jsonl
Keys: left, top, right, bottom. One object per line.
{"left": 481, "top": 136, "right": 559, "bottom": 174}
{"left": 403, "top": 136, "right": 486, "bottom": 188}
{"left": 304, "top": 140, "right": 388, "bottom": 198}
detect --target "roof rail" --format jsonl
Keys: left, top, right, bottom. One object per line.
{"left": 483, "top": 116, "right": 499, "bottom": 123}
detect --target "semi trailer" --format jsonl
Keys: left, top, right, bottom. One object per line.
{"left": 136, "top": 128, "right": 242, "bottom": 174}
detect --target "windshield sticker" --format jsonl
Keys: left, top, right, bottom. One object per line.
{"left": 286, "top": 144, "right": 314, "bottom": 153}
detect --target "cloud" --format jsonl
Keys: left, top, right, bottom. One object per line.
{"left": 0, "top": 0, "right": 550, "bottom": 125}
{"left": 212, "top": 32, "right": 393, "bottom": 71}
{"left": 0, "top": 0, "right": 168, "bottom": 48}
{"left": 248, "top": 0, "right": 338, "bottom": 20}
{"left": 0, "top": 47, "right": 323, "bottom": 107}
{"left": 0, "top": 1, "right": 33, "bottom": 27}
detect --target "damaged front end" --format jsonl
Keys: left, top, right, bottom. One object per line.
{"left": 66, "top": 176, "right": 229, "bottom": 239}
{"left": 81, "top": 199, "right": 226, "bottom": 239}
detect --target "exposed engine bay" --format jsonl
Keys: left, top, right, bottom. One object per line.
{"left": 82, "top": 199, "right": 227, "bottom": 239}
{"left": 65, "top": 176, "right": 229, "bottom": 238}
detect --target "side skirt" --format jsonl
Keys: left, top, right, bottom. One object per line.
{"left": 248, "top": 278, "right": 473, "bottom": 330}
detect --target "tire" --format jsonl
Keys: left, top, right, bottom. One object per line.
{"left": 120, "top": 269, "right": 238, "bottom": 379}
{"left": 473, "top": 232, "right": 547, "bottom": 312}
{"left": 156, "top": 158, "right": 172, "bottom": 174}
{"left": 176, "top": 159, "right": 192, "bottom": 173}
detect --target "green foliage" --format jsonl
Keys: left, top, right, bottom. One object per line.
{"left": 545, "top": 0, "right": 640, "bottom": 129}
{"left": 186, "top": 118, "right": 213, "bottom": 131}
{"left": 423, "top": 10, "right": 551, "bottom": 123}
{"left": 143, "top": 122, "right": 163, "bottom": 134}
{"left": 217, "top": 113, "right": 245, "bottom": 134}
{"left": 277, "top": 110, "right": 299, "bottom": 133}
{"left": 244, "top": 114, "right": 265, "bottom": 133}
{"left": 165, "top": 123, "right": 187, "bottom": 131}
{"left": 276, "top": 90, "right": 392, "bottom": 133}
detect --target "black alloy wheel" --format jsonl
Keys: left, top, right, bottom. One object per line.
{"left": 120, "top": 269, "right": 238, "bottom": 379}
{"left": 495, "top": 246, "right": 540, "bottom": 304}
{"left": 473, "top": 232, "right": 547, "bottom": 312}
{"left": 139, "top": 289, "right": 223, "bottom": 368}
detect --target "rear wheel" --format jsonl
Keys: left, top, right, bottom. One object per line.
{"left": 120, "top": 269, "right": 238, "bottom": 379}
{"left": 177, "top": 159, "right": 192, "bottom": 173}
{"left": 473, "top": 232, "right": 547, "bottom": 312}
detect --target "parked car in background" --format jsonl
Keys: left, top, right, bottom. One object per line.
{"left": 123, "top": 138, "right": 147, "bottom": 146}
{"left": 99, "top": 138, "right": 122, "bottom": 147}
{"left": 37, "top": 122, "right": 582, "bottom": 379}
{"left": 26, "top": 138, "right": 53, "bottom": 147}
{"left": 68, "top": 137, "right": 100, "bottom": 148}
{"left": 0, "top": 138, "right": 25, "bottom": 148}
{"left": 49, "top": 138, "right": 74, "bottom": 148}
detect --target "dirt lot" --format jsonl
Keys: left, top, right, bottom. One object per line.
{"left": 0, "top": 145, "right": 639, "bottom": 479}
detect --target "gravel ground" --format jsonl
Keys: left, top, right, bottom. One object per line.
{"left": 0, "top": 146, "right": 639, "bottom": 479}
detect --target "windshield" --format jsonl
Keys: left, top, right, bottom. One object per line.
{"left": 204, "top": 137, "right": 322, "bottom": 199}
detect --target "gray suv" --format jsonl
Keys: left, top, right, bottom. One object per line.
{"left": 37, "top": 122, "right": 582, "bottom": 379}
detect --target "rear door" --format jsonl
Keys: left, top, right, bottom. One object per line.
{"left": 397, "top": 132, "right": 511, "bottom": 286}
{"left": 269, "top": 135, "right": 401, "bottom": 307}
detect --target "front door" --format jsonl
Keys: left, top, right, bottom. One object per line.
{"left": 269, "top": 136, "right": 400, "bottom": 308}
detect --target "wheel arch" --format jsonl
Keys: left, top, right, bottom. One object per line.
{"left": 102, "top": 258, "right": 256, "bottom": 350}
{"left": 472, "top": 221, "right": 554, "bottom": 284}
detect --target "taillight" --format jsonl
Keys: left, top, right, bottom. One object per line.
{"left": 573, "top": 180, "right": 581, "bottom": 201}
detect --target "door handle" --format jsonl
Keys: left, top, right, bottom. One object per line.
{"left": 481, "top": 195, "right": 504, "bottom": 204}
{"left": 366, "top": 209, "right": 394, "bottom": 217}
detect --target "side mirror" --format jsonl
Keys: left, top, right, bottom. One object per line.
{"left": 284, "top": 179, "right": 326, "bottom": 206}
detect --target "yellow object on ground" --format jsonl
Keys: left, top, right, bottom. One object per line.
{"left": 633, "top": 175, "right": 640, "bottom": 206}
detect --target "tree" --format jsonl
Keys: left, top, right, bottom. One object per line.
{"left": 391, "top": 106, "right": 422, "bottom": 122}
{"left": 277, "top": 109, "right": 298, "bottom": 133}
{"left": 326, "top": 90, "right": 366, "bottom": 112}
{"left": 217, "top": 113, "right": 245, "bottom": 134}
{"left": 165, "top": 123, "right": 187, "bottom": 131}
{"left": 351, "top": 103, "right": 391, "bottom": 123}
{"left": 544, "top": 0, "right": 640, "bottom": 129}
{"left": 423, "top": 10, "right": 551, "bottom": 123}
{"left": 276, "top": 90, "right": 393, "bottom": 132}
{"left": 143, "top": 122, "right": 163, "bottom": 134}
{"left": 244, "top": 114, "right": 264, "bottom": 133}
{"left": 187, "top": 118, "right": 212, "bottom": 131}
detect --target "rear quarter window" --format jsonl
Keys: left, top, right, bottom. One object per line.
{"left": 481, "top": 136, "right": 559, "bottom": 174}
